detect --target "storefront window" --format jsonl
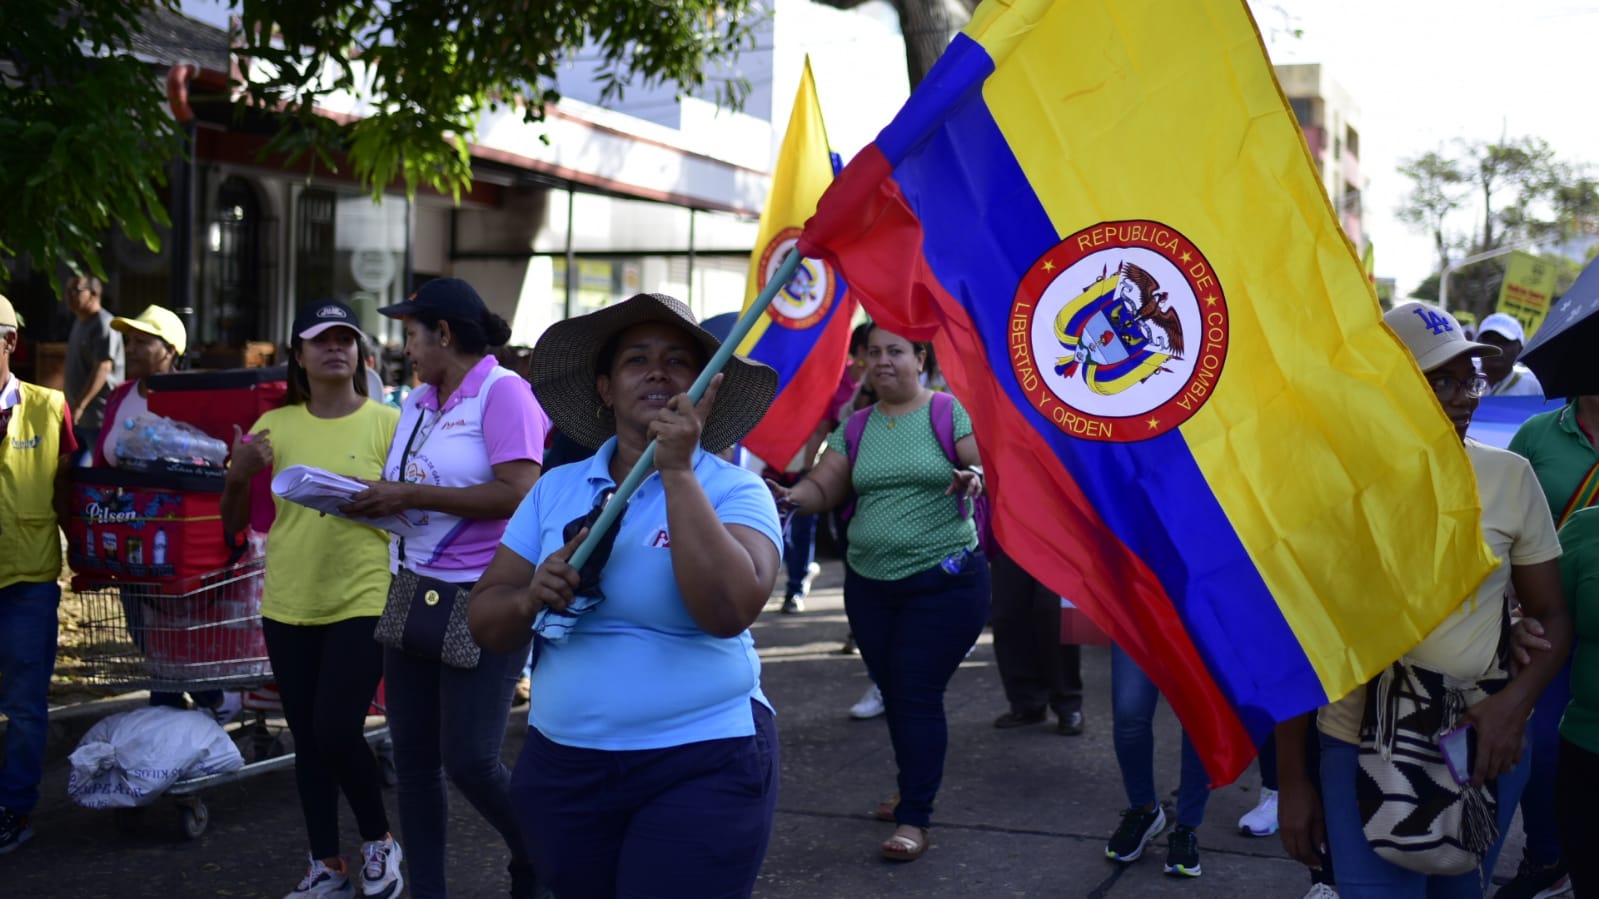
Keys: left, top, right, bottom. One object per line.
{"left": 540, "top": 199, "right": 757, "bottom": 319}
{"left": 291, "top": 186, "right": 409, "bottom": 346}
{"left": 199, "top": 176, "right": 263, "bottom": 349}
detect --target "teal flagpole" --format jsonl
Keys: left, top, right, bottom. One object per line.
{"left": 568, "top": 250, "right": 804, "bottom": 570}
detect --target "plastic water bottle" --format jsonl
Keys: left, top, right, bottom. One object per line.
{"left": 115, "top": 413, "right": 228, "bottom": 469}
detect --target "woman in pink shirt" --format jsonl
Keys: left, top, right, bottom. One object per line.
{"left": 346, "top": 278, "right": 550, "bottom": 899}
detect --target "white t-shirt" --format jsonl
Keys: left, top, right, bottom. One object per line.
{"left": 101, "top": 387, "right": 148, "bottom": 465}
{"left": 1490, "top": 363, "right": 1545, "bottom": 397}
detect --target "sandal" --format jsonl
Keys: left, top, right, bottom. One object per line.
{"left": 873, "top": 794, "right": 898, "bottom": 822}
{"left": 880, "top": 825, "right": 929, "bottom": 862}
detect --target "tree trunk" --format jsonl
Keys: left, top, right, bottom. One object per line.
{"left": 888, "top": 0, "right": 973, "bottom": 87}
{"left": 813, "top": 0, "right": 977, "bottom": 89}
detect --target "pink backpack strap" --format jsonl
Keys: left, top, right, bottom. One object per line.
{"left": 928, "top": 392, "right": 976, "bottom": 522}
{"left": 929, "top": 391, "right": 959, "bottom": 464}
{"left": 844, "top": 406, "right": 872, "bottom": 465}
{"left": 839, "top": 407, "right": 873, "bottom": 522}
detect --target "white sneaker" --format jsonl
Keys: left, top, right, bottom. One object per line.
{"left": 284, "top": 856, "right": 353, "bottom": 898}
{"left": 801, "top": 561, "right": 822, "bottom": 596}
{"left": 1302, "top": 884, "right": 1339, "bottom": 899}
{"left": 1238, "top": 786, "right": 1279, "bottom": 836}
{"left": 359, "top": 834, "right": 403, "bottom": 898}
{"left": 849, "top": 684, "right": 885, "bottom": 719}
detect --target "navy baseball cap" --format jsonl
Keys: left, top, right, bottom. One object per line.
{"left": 378, "top": 277, "right": 488, "bottom": 320}
{"left": 292, "top": 299, "right": 363, "bottom": 341}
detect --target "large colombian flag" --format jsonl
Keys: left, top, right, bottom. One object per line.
{"left": 797, "top": 0, "right": 1498, "bottom": 783}
{"left": 736, "top": 58, "right": 856, "bottom": 468}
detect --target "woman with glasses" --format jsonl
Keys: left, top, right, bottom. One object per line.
{"left": 1274, "top": 301, "right": 1570, "bottom": 897}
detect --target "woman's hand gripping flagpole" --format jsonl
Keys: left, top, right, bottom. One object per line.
{"left": 567, "top": 250, "right": 804, "bottom": 572}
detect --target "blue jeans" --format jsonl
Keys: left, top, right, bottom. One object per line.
{"left": 72, "top": 425, "right": 98, "bottom": 468}
{"left": 384, "top": 645, "right": 531, "bottom": 898}
{"left": 783, "top": 513, "right": 817, "bottom": 598}
{"left": 1110, "top": 643, "right": 1210, "bottom": 827}
{"left": 1319, "top": 733, "right": 1528, "bottom": 898}
{"left": 510, "top": 700, "right": 779, "bottom": 899}
{"left": 0, "top": 580, "right": 62, "bottom": 814}
{"left": 1519, "top": 656, "right": 1571, "bottom": 866}
{"left": 845, "top": 553, "right": 990, "bottom": 828}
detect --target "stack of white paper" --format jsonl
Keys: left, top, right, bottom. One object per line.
{"left": 270, "top": 465, "right": 424, "bottom": 537}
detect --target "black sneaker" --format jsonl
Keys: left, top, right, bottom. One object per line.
{"left": 994, "top": 708, "right": 1047, "bottom": 729}
{"left": 0, "top": 806, "right": 32, "bottom": 855}
{"left": 1105, "top": 804, "right": 1166, "bottom": 863}
{"left": 781, "top": 594, "right": 804, "bottom": 614}
{"left": 1494, "top": 855, "right": 1570, "bottom": 899}
{"left": 1163, "top": 825, "right": 1202, "bottom": 878}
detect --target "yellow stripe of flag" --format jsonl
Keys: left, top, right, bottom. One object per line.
{"left": 966, "top": 0, "right": 1495, "bottom": 696}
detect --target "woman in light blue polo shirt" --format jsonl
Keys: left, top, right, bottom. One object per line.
{"left": 468, "top": 293, "right": 782, "bottom": 899}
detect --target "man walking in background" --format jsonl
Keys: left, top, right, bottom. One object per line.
{"left": 63, "top": 273, "right": 123, "bottom": 465}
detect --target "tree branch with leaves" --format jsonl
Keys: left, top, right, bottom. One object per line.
{"left": 2, "top": 0, "right": 765, "bottom": 294}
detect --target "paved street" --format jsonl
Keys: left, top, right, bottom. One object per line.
{"left": 4, "top": 560, "right": 1528, "bottom": 897}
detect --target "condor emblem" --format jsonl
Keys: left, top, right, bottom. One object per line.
{"left": 1008, "top": 220, "right": 1230, "bottom": 443}
{"left": 754, "top": 227, "right": 843, "bottom": 330}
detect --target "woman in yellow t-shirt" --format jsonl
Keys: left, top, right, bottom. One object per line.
{"left": 221, "top": 300, "right": 404, "bottom": 899}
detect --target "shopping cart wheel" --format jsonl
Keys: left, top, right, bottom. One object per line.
{"left": 176, "top": 798, "right": 209, "bottom": 840}
{"left": 112, "top": 806, "right": 146, "bottom": 835}
{"left": 376, "top": 739, "right": 398, "bottom": 787}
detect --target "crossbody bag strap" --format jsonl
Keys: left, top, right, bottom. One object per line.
{"left": 395, "top": 409, "right": 429, "bottom": 563}
{"left": 1558, "top": 456, "right": 1599, "bottom": 528}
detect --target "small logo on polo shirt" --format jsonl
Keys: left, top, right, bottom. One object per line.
{"left": 11, "top": 436, "right": 40, "bottom": 450}
{"left": 646, "top": 528, "right": 671, "bottom": 549}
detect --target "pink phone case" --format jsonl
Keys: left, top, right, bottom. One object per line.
{"left": 1439, "top": 724, "right": 1473, "bottom": 784}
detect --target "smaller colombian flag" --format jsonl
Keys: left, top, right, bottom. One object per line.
{"left": 736, "top": 57, "right": 856, "bottom": 469}
{"left": 797, "top": 0, "right": 1497, "bottom": 783}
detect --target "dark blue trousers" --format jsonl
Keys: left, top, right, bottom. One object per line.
{"left": 845, "top": 554, "right": 990, "bottom": 828}
{"left": 509, "top": 700, "right": 779, "bottom": 899}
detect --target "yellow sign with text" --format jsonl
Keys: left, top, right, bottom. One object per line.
{"left": 1495, "top": 251, "right": 1558, "bottom": 339}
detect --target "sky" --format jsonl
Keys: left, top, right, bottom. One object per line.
{"left": 1251, "top": 0, "right": 1599, "bottom": 296}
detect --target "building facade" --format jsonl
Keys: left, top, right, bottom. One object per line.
{"left": 1275, "top": 62, "right": 1364, "bottom": 248}
{"left": 9, "top": 0, "right": 908, "bottom": 384}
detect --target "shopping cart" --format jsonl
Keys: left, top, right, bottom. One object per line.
{"left": 71, "top": 557, "right": 393, "bottom": 839}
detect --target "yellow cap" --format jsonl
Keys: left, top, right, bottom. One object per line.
{"left": 111, "top": 305, "right": 187, "bottom": 356}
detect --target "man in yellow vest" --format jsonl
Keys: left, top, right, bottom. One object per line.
{"left": 0, "top": 294, "right": 78, "bottom": 854}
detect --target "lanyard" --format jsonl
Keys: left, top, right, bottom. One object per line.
{"left": 395, "top": 408, "right": 437, "bottom": 563}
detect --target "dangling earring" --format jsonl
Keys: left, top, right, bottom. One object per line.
{"left": 595, "top": 404, "right": 605, "bottom": 419}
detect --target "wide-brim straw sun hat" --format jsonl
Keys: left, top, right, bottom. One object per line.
{"left": 530, "top": 292, "right": 778, "bottom": 453}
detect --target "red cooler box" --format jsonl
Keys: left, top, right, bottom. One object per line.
{"left": 139, "top": 553, "right": 271, "bottom": 682}
{"left": 146, "top": 365, "right": 288, "bottom": 446}
{"left": 68, "top": 468, "right": 239, "bottom": 585}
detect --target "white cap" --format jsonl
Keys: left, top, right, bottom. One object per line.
{"left": 1477, "top": 312, "right": 1527, "bottom": 344}
{"left": 1383, "top": 302, "right": 1501, "bottom": 372}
